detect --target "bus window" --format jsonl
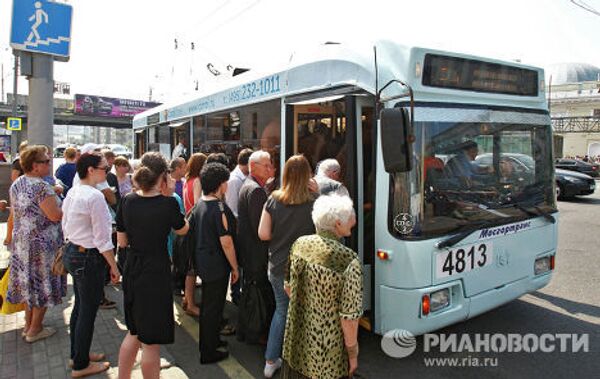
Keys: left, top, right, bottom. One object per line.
{"left": 146, "top": 125, "right": 171, "bottom": 155}
{"left": 191, "top": 99, "right": 281, "bottom": 170}
{"left": 390, "top": 109, "right": 555, "bottom": 240}
{"left": 294, "top": 100, "right": 347, "bottom": 173}
{"left": 192, "top": 115, "right": 206, "bottom": 153}
{"left": 170, "top": 120, "right": 191, "bottom": 158}
{"left": 135, "top": 129, "right": 147, "bottom": 159}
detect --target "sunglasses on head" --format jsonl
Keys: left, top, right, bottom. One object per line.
{"left": 35, "top": 159, "right": 51, "bottom": 164}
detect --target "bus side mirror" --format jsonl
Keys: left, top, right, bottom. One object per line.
{"left": 380, "top": 108, "right": 413, "bottom": 173}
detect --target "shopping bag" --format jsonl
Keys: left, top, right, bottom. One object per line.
{"left": 0, "top": 267, "right": 26, "bottom": 314}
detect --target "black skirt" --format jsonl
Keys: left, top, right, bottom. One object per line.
{"left": 122, "top": 252, "right": 174, "bottom": 345}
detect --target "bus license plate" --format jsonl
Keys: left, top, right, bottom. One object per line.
{"left": 436, "top": 242, "right": 493, "bottom": 279}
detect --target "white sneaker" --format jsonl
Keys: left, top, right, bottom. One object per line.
{"left": 263, "top": 358, "right": 282, "bottom": 378}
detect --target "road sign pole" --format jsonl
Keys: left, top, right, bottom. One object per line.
{"left": 10, "top": 0, "right": 73, "bottom": 161}
{"left": 11, "top": 51, "right": 19, "bottom": 158}
{"left": 27, "top": 53, "right": 54, "bottom": 154}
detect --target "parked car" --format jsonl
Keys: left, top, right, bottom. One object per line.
{"left": 555, "top": 168, "right": 595, "bottom": 199}
{"left": 555, "top": 158, "right": 599, "bottom": 177}
{"left": 53, "top": 143, "right": 77, "bottom": 158}
{"left": 475, "top": 153, "right": 535, "bottom": 174}
{"left": 105, "top": 144, "right": 133, "bottom": 159}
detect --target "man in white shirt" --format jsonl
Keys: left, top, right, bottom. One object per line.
{"left": 171, "top": 136, "right": 189, "bottom": 161}
{"left": 225, "top": 148, "right": 253, "bottom": 217}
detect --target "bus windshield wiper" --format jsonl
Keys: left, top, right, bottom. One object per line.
{"left": 513, "top": 203, "right": 556, "bottom": 224}
{"left": 436, "top": 219, "right": 502, "bottom": 249}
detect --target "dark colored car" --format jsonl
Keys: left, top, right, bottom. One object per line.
{"left": 555, "top": 158, "right": 599, "bottom": 177}
{"left": 94, "top": 98, "right": 114, "bottom": 114}
{"left": 555, "top": 168, "right": 595, "bottom": 199}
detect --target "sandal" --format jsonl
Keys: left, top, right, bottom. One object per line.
{"left": 69, "top": 353, "right": 106, "bottom": 368}
{"left": 71, "top": 361, "right": 110, "bottom": 378}
{"left": 25, "top": 327, "right": 56, "bottom": 343}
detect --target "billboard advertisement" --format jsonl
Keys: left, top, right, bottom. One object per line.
{"left": 74, "top": 94, "right": 161, "bottom": 118}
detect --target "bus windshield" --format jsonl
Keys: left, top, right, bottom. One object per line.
{"left": 388, "top": 106, "right": 556, "bottom": 239}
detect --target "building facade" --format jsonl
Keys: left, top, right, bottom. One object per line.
{"left": 547, "top": 63, "right": 600, "bottom": 158}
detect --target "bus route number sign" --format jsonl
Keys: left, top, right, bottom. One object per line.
{"left": 436, "top": 242, "right": 493, "bottom": 278}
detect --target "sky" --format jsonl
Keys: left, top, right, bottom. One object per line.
{"left": 0, "top": 0, "right": 599, "bottom": 103}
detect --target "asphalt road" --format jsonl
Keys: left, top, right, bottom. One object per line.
{"left": 163, "top": 188, "right": 600, "bottom": 379}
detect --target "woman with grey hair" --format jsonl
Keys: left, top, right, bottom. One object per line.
{"left": 280, "top": 194, "right": 363, "bottom": 379}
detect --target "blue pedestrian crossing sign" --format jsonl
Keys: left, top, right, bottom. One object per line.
{"left": 10, "top": 0, "right": 73, "bottom": 61}
{"left": 7, "top": 118, "right": 22, "bottom": 131}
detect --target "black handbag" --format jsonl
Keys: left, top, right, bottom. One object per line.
{"left": 237, "top": 274, "right": 275, "bottom": 344}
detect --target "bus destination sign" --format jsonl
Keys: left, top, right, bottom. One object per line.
{"left": 422, "top": 54, "right": 539, "bottom": 96}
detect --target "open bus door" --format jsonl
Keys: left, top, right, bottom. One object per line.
{"left": 285, "top": 93, "right": 376, "bottom": 331}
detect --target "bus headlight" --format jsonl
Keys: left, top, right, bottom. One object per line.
{"left": 534, "top": 256, "right": 554, "bottom": 275}
{"left": 422, "top": 288, "right": 451, "bottom": 315}
{"left": 430, "top": 288, "right": 450, "bottom": 313}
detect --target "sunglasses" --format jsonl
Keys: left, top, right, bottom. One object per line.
{"left": 35, "top": 159, "right": 51, "bottom": 164}
{"left": 95, "top": 165, "right": 110, "bottom": 173}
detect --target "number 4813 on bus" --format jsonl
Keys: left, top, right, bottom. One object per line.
{"left": 436, "top": 242, "right": 493, "bottom": 279}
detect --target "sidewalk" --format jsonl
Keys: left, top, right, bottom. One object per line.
{"left": 0, "top": 215, "right": 262, "bottom": 379}
{"left": 0, "top": 282, "right": 189, "bottom": 379}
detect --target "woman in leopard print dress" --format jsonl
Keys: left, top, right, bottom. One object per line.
{"left": 281, "top": 194, "right": 363, "bottom": 379}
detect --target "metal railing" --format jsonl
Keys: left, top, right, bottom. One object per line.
{"left": 552, "top": 116, "right": 600, "bottom": 133}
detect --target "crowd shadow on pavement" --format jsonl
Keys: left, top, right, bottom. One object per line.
{"left": 0, "top": 282, "right": 192, "bottom": 379}
{"left": 530, "top": 291, "right": 600, "bottom": 319}
{"left": 353, "top": 296, "right": 599, "bottom": 379}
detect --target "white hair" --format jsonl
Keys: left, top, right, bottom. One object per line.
{"left": 248, "top": 150, "right": 271, "bottom": 173}
{"left": 129, "top": 159, "right": 142, "bottom": 172}
{"left": 316, "top": 158, "right": 341, "bottom": 177}
{"left": 311, "top": 194, "right": 355, "bottom": 233}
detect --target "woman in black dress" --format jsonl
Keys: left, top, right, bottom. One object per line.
{"left": 116, "top": 152, "right": 189, "bottom": 378}
{"left": 190, "top": 162, "right": 240, "bottom": 364}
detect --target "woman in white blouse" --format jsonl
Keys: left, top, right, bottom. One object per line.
{"left": 62, "top": 153, "right": 120, "bottom": 378}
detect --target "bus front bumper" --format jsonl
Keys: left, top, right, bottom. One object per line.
{"left": 376, "top": 272, "right": 552, "bottom": 336}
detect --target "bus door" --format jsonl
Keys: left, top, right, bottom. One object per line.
{"left": 356, "top": 96, "right": 375, "bottom": 325}
{"left": 286, "top": 94, "right": 376, "bottom": 325}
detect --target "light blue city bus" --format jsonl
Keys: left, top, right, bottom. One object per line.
{"left": 133, "top": 40, "right": 558, "bottom": 335}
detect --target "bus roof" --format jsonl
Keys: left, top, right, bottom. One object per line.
{"left": 134, "top": 40, "right": 546, "bottom": 129}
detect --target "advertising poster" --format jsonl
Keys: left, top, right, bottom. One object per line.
{"left": 74, "top": 94, "right": 161, "bottom": 118}
{"left": 0, "top": 135, "right": 11, "bottom": 155}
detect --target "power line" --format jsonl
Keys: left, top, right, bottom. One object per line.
{"left": 152, "top": 0, "right": 263, "bottom": 98}
{"left": 178, "top": 0, "right": 234, "bottom": 38}
{"left": 570, "top": 0, "right": 600, "bottom": 16}
{"left": 197, "top": 0, "right": 262, "bottom": 40}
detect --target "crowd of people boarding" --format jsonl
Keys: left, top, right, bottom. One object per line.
{"left": 0, "top": 137, "right": 363, "bottom": 379}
